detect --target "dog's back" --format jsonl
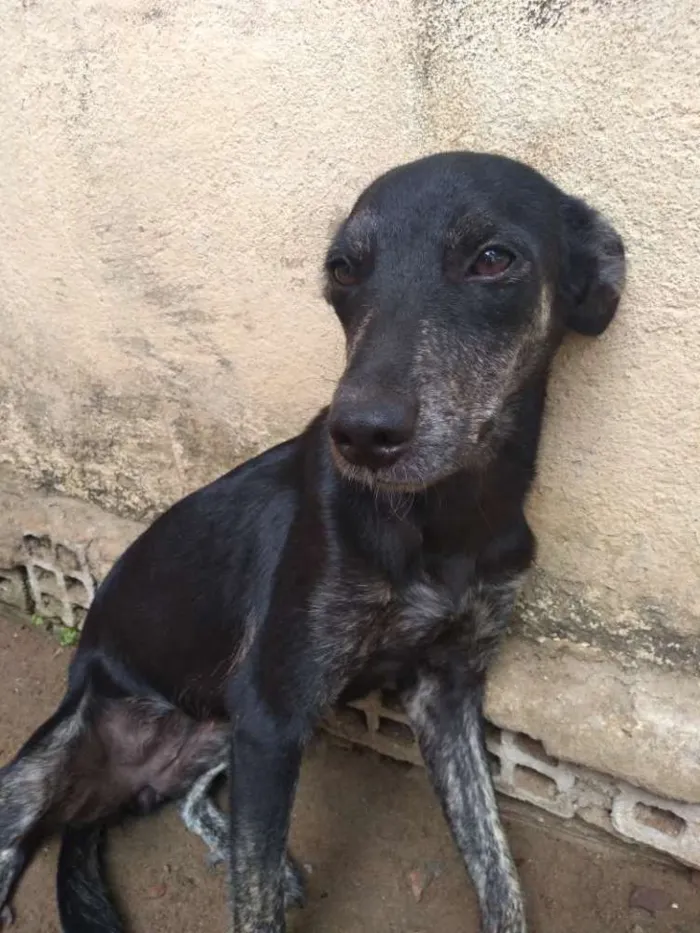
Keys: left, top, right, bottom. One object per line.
{"left": 75, "top": 432, "right": 309, "bottom": 715}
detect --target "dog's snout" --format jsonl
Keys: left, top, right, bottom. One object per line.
{"left": 329, "top": 392, "right": 417, "bottom": 471}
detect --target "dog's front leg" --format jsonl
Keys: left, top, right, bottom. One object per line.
{"left": 403, "top": 671, "right": 526, "bottom": 933}
{"left": 228, "top": 688, "right": 306, "bottom": 933}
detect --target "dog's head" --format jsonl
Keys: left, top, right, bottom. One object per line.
{"left": 325, "top": 152, "right": 625, "bottom": 490}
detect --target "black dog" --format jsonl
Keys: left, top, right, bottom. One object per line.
{"left": 0, "top": 152, "right": 624, "bottom": 933}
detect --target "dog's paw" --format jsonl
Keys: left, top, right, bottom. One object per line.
{"left": 481, "top": 892, "right": 527, "bottom": 933}
{"left": 283, "top": 856, "right": 307, "bottom": 910}
{"left": 0, "top": 904, "right": 15, "bottom": 929}
{"left": 482, "top": 910, "right": 527, "bottom": 933}
{"left": 205, "top": 848, "right": 228, "bottom": 871}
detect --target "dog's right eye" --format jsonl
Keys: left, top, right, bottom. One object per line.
{"left": 468, "top": 247, "right": 514, "bottom": 279}
{"left": 329, "top": 259, "right": 360, "bottom": 288}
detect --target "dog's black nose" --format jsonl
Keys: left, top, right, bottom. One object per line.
{"left": 329, "top": 393, "right": 417, "bottom": 471}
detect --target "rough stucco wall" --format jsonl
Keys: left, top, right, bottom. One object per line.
{"left": 0, "top": 0, "right": 424, "bottom": 514}
{"left": 0, "top": 0, "right": 698, "bottom": 653}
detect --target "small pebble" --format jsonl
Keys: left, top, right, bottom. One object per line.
{"left": 146, "top": 882, "right": 168, "bottom": 899}
{"left": 408, "top": 867, "right": 435, "bottom": 902}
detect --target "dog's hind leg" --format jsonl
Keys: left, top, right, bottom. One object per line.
{"left": 1, "top": 668, "right": 229, "bottom": 928}
{"left": 0, "top": 689, "right": 87, "bottom": 920}
{"left": 179, "top": 763, "right": 307, "bottom": 909}
{"left": 0, "top": 849, "right": 23, "bottom": 927}
{"left": 179, "top": 761, "right": 228, "bottom": 867}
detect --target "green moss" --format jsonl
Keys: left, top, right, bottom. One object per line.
{"left": 22, "top": 611, "right": 79, "bottom": 649}
{"left": 57, "top": 626, "right": 80, "bottom": 647}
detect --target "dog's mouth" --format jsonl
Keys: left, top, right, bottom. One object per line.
{"left": 329, "top": 430, "right": 500, "bottom": 494}
{"left": 370, "top": 474, "right": 430, "bottom": 493}
{"left": 329, "top": 438, "right": 458, "bottom": 495}
{"left": 328, "top": 441, "right": 421, "bottom": 491}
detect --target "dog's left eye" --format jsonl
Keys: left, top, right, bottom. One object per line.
{"left": 468, "top": 247, "right": 514, "bottom": 278}
{"left": 329, "top": 258, "right": 361, "bottom": 287}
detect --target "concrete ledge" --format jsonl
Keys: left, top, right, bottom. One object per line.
{"left": 0, "top": 466, "right": 142, "bottom": 594}
{"left": 486, "top": 636, "right": 700, "bottom": 805}
{"left": 325, "top": 690, "right": 700, "bottom": 869}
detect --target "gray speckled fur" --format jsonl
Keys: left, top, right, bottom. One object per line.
{"left": 402, "top": 580, "right": 527, "bottom": 933}
{"left": 179, "top": 764, "right": 306, "bottom": 910}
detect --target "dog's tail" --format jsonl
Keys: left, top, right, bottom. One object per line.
{"left": 57, "top": 824, "right": 124, "bottom": 933}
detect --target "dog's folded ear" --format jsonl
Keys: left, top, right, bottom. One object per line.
{"left": 558, "top": 195, "right": 626, "bottom": 337}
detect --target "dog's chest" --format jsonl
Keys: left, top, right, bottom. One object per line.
{"left": 314, "top": 562, "right": 517, "bottom": 663}
{"left": 374, "top": 575, "right": 511, "bottom": 655}
{"left": 379, "top": 579, "right": 460, "bottom": 648}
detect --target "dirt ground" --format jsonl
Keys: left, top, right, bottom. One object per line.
{"left": 1, "top": 617, "right": 698, "bottom": 933}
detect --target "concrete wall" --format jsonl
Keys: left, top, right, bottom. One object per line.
{"left": 0, "top": 1, "right": 698, "bottom": 798}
